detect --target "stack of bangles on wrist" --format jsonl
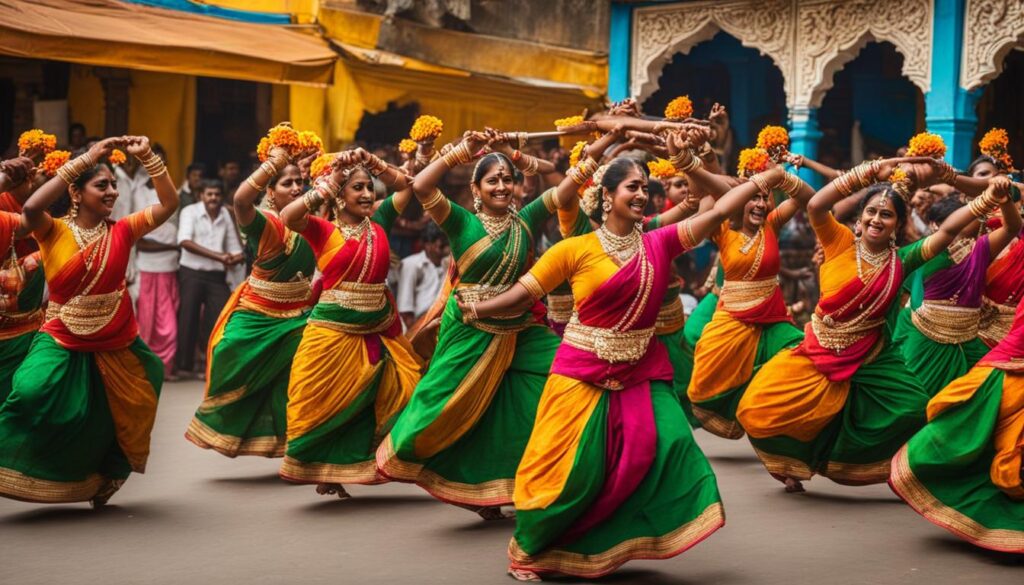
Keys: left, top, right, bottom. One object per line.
{"left": 366, "top": 154, "right": 390, "bottom": 178}
{"left": 303, "top": 176, "right": 341, "bottom": 212}
{"left": 520, "top": 154, "right": 540, "bottom": 176}
{"left": 465, "top": 301, "right": 479, "bottom": 322}
{"left": 139, "top": 151, "right": 167, "bottom": 178}
{"left": 567, "top": 157, "right": 599, "bottom": 186}
{"left": 749, "top": 173, "right": 772, "bottom": 196}
{"left": 422, "top": 189, "right": 447, "bottom": 212}
{"left": 779, "top": 171, "right": 802, "bottom": 197}
{"left": 56, "top": 152, "right": 97, "bottom": 184}
{"left": 442, "top": 141, "right": 474, "bottom": 168}
{"left": 670, "top": 149, "right": 702, "bottom": 174}
{"left": 831, "top": 160, "right": 880, "bottom": 197}
{"left": 415, "top": 150, "right": 438, "bottom": 167}
{"left": 968, "top": 189, "right": 1002, "bottom": 218}
{"left": 937, "top": 161, "right": 958, "bottom": 185}
{"left": 246, "top": 158, "right": 283, "bottom": 192}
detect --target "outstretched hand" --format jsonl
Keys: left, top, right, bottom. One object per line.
{"left": 124, "top": 135, "right": 152, "bottom": 157}
{"left": 87, "top": 136, "right": 127, "bottom": 163}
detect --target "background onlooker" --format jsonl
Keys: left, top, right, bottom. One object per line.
{"left": 397, "top": 223, "right": 450, "bottom": 329}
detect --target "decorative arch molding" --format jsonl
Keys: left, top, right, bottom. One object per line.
{"left": 961, "top": 0, "right": 1024, "bottom": 90}
{"left": 629, "top": 0, "right": 933, "bottom": 110}
{"left": 630, "top": 0, "right": 795, "bottom": 105}
{"left": 795, "top": 0, "right": 933, "bottom": 108}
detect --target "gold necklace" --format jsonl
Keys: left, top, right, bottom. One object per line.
{"left": 64, "top": 217, "right": 108, "bottom": 250}
{"left": 597, "top": 224, "right": 642, "bottom": 264}
{"left": 855, "top": 238, "right": 892, "bottom": 279}
{"left": 476, "top": 211, "right": 512, "bottom": 239}
{"left": 337, "top": 217, "right": 372, "bottom": 241}
{"left": 738, "top": 227, "right": 763, "bottom": 255}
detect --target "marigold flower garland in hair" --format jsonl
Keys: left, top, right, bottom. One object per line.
{"left": 756, "top": 125, "right": 790, "bottom": 162}
{"left": 257, "top": 124, "right": 302, "bottom": 162}
{"left": 568, "top": 141, "right": 587, "bottom": 167}
{"left": 647, "top": 158, "right": 678, "bottom": 180}
{"left": 42, "top": 150, "right": 71, "bottom": 177}
{"left": 979, "top": 128, "right": 1014, "bottom": 171}
{"left": 398, "top": 139, "right": 418, "bottom": 154}
{"left": 409, "top": 115, "right": 444, "bottom": 142}
{"left": 309, "top": 153, "right": 336, "bottom": 180}
{"left": 298, "top": 131, "right": 324, "bottom": 155}
{"left": 905, "top": 132, "right": 947, "bottom": 159}
{"left": 108, "top": 149, "right": 127, "bottom": 166}
{"left": 737, "top": 148, "right": 771, "bottom": 177}
{"left": 17, "top": 129, "right": 57, "bottom": 155}
{"left": 664, "top": 96, "right": 694, "bottom": 120}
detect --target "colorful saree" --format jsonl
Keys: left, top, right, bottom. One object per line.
{"left": 508, "top": 223, "right": 723, "bottom": 578}
{"left": 0, "top": 210, "right": 163, "bottom": 504}
{"left": 979, "top": 231, "right": 1024, "bottom": 347}
{"left": 688, "top": 213, "right": 803, "bottom": 439}
{"left": 186, "top": 209, "right": 316, "bottom": 458}
{"left": 377, "top": 190, "right": 561, "bottom": 507}
{"left": 0, "top": 210, "right": 44, "bottom": 403}
{"left": 894, "top": 236, "right": 991, "bottom": 396}
{"left": 280, "top": 197, "right": 422, "bottom": 485}
{"left": 736, "top": 214, "right": 930, "bottom": 485}
{"left": 890, "top": 299, "right": 1024, "bottom": 552}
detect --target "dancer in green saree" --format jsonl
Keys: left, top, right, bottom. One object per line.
{"left": 376, "top": 129, "right": 587, "bottom": 518}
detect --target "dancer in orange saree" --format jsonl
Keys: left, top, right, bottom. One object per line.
{"left": 0, "top": 136, "right": 177, "bottom": 506}
{"left": 889, "top": 297, "right": 1024, "bottom": 552}
{"left": 279, "top": 147, "right": 422, "bottom": 497}
{"left": 737, "top": 159, "right": 1002, "bottom": 491}
{"left": 460, "top": 149, "right": 785, "bottom": 580}
{"left": 186, "top": 140, "right": 318, "bottom": 458}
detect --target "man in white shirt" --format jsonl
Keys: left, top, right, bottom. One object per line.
{"left": 176, "top": 179, "right": 244, "bottom": 377}
{"left": 397, "top": 223, "right": 450, "bottom": 329}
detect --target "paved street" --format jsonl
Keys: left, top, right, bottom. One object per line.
{"left": 1, "top": 380, "right": 1021, "bottom": 584}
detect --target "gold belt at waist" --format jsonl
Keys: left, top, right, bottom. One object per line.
{"left": 979, "top": 298, "right": 1015, "bottom": 343}
{"left": 45, "top": 289, "right": 124, "bottom": 336}
{"left": 546, "top": 292, "right": 574, "bottom": 324}
{"left": 246, "top": 275, "right": 312, "bottom": 304}
{"left": 810, "top": 312, "right": 884, "bottom": 353}
{"left": 0, "top": 307, "right": 42, "bottom": 327}
{"left": 563, "top": 314, "right": 653, "bottom": 364}
{"left": 655, "top": 296, "right": 685, "bottom": 333}
{"left": 720, "top": 277, "right": 778, "bottom": 313}
{"left": 911, "top": 301, "right": 980, "bottom": 344}
{"left": 319, "top": 282, "right": 388, "bottom": 312}
{"left": 456, "top": 283, "right": 511, "bottom": 304}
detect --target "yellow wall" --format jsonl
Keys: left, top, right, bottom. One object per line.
{"left": 67, "top": 65, "right": 104, "bottom": 140}
{"left": 127, "top": 70, "right": 195, "bottom": 182}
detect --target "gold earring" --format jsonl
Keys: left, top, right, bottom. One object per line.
{"left": 474, "top": 196, "right": 482, "bottom": 213}
{"left": 70, "top": 197, "right": 79, "bottom": 219}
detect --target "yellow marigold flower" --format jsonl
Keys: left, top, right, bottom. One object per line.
{"left": 410, "top": 115, "right": 444, "bottom": 142}
{"left": 42, "top": 150, "right": 71, "bottom": 177}
{"left": 298, "top": 131, "right": 324, "bottom": 155}
{"left": 17, "top": 129, "right": 57, "bottom": 155}
{"left": 257, "top": 124, "right": 302, "bottom": 162}
{"left": 664, "top": 96, "right": 693, "bottom": 120}
{"left": 554, "top": 115, "right": 585, "bottom": 130}
{"left": 889, "top": 167, "right": 909, "bottom": 185}
{"left": 310, "top": 153, "right": 335, "bottom": 179}
{"left": 647, "top": 158, "right": 678, "bottom": 180}
{"left": 108, "top": 149, "right": 127, "bottom": 166}
{"left": 399, "top": 139, "right": 418, "bottom": 154}
{"left": 905, "top": 132, "right": 946, "bottom": 159}
{"left": 756, "top": 125, "right": 790, "bottom": 151}
{"left": 568, "top": 141, "right": 587, "bottom": 167}
{"left": 737, "top": 148, "right": 771, "bottom": 177}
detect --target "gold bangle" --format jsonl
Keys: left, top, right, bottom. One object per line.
{"left": 303, "top": 190, "right": 323, "bottom": 212}
{"left": 422, "top": 189, "right": 447, "bottom": 211}
{"left": 749, "top": 173, "right": 771, "bottom": 195}
{"left": 246, "top": 176, "right": 267, "bottom": 192}
{"left": 56, "top": 152, "right": 96, "bottom": 184}
{"left": 260, "top": 160, "right": 280, "bottom": 178}
{"left": 780, "top": 172, "right": 802, "bottom": 197}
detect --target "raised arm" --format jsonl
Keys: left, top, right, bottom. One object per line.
{"left": 411, "top": 132, "right": 488, "bottom": 203}
{"left": 125, "top": 136, "right": 178, "bottom": 226}
{"left": 551, "top": 128, "right": 624, "bottom": 210}
{"left": 784, "top": 153, "right": 841, "bottom": 181}
{"left": 0, "top": 157, "right": 34, "bottom": 197}
{"left": 456, "top": 284, "right": 535, "bottom": 321}
{"left": 922, "top": 176, "right": 1011, "bottom": 258}
{"left": 681, "top": 166, "right": 786, "bottom": 245}
{"left": 350, "top": 147, "right": 413, "bottom": 212}
{"left": 280, "top": 157, "right": 348, "bottom": 233}
{"left": 233, "top": 147, "right": 291, "bottom": 227}
{"left": 651, "top": 192, "right": 701, "bottom": 227}
{"left": 484, "top": 128, "right": 556, "bottom": 178}
{"left": 666, "top": 129, "right": 733, "bottom": 198}
{"left": 771, "top": 171, "right": 816, "bottom": 224}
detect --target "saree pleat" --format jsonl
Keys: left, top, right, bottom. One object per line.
{"left": 894, "top": 308, "right": 990, "bottom": 397}
{"left": 0, "top": 331, "right": 35, "bottom": 404}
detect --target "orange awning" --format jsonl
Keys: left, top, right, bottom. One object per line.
{"left": 0, "top": 0, "right": 336, "bottom": 85}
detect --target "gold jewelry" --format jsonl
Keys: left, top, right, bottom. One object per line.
{"left": 477, "top": 211, "right": 513, "bottom": 238}
{"left": 596, "top": 224, "right": 642, "bottom": 264}
{"left": 56, "top": 152, "right": 97, "bottom": 184}
{"left": 749, "top": 173, "right": 772, "bottom": 195}
{"left": 139, "top": 150, "right": 167, "bottom": 178}
{"left": 422, "top": 189, "right": 447, "bottom": 211}
{"left": 670, "top": 149, "right": 702, "bottom": 174}
{"left": 855, "top": 238, "right": 892, "bottom": 279}
{"left": 246, "top": 176, "right": 267, "bottom": 192}
{"left": 63, "top": 217, "right": 108, "bottom": 250}
{"left": 337, "top": 216, "right": 372, "bottom": 241}
{"left": 302, "top": 190, "right": 324, "bottom": 212}
{"left": 780, "top": 172, "right": 802, "bottom": 197}
{"left": 442, "top": 141, "right": 473, "bottom": 168}
{"left": 521, "top": 154, "right": 540, "bottom": 176}
{"left": 567, "top": 156, "right": 598, "bottom": 185}
{"left": 259, "top": 160, "right": 280, "bottom": 178}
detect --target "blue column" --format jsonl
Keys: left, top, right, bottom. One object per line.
{"left": 790, "top": 106, "right": 824, "bottom": 189}
{"left": 608, "top": 3, "right": 632, "bottom": 102}
{"left": 925, "top": 0, "right": 981, "bottom": 169}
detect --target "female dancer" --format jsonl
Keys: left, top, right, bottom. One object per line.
{"left": 890, "top": 278, "right": 1023, "bottom": 552}
{"left": 185, "top": 146, "right": 316, "bottom": 458}
{"left": 376, "top": 131, "right": 578, "bottom": 518}
{"left": 687, "top": 150, "right": 811, "bottom": 439}
{"left": 736, "top": 159, "right": 999, "bottom": 491}
{"left": 0, "top": 157, "right": 45, "bottom": 403}
{"left": 893, "top": 194, "right": 1021, "bottom": 395}
{"left": 460, "top": 150, "right": 791, "bottom": 580}
{"left": 0, "top": 136, "right": 176, "bottom": 505}
{"left": 278, "top": 148, "right": 422, "bottom": 496}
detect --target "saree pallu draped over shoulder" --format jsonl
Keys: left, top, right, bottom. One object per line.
{"left": 737, "top": 215, "right": 930, "bottom": 486}
{"left": 0, "top": 210, "right": 44, "bottom": 404}
{"left": 282, "top": 202, "right": 422, "bottom": 485}
{"left": 377, "top": 193, "right": 560, "bottom": 506}
{"left": 980, "top": 232, "right": 1024, "bottom": 347}
{"left": 508, "top": 225, "right": 723, "bottom": 578}
{"left": 187, "top": 210, "right": 317, "bottom": 458}
{"left": 0, "top": 211, "right": 163, "bottom": 504}
{"left": 890, "top": 299, "right": 1024, "bottom": 552}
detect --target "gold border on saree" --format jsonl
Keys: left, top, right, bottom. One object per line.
{"left": 319, "top": 282, "right": 388, "bottom": 312}
{"left": 911, "top": 301, "right": 980, "bottom": 344}
{"left": 185, "top": 418, "right": 286, "bottom": 458}
{"left": 45, "top": 288, "right": 123, "bottom": 336}
{"left": 720, "top": 277, "right": 778, "bottom": 313}
{"left": 563, "top": 314, "right": 653, "bottom": 364}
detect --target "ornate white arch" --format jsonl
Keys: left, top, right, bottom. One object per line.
{"left": 961, "top": 0, "right": 1024, "bottom": 90}
{"left": 794, "top": 0, "right": 933, "bottom": 108}
{"left": 630, "top": 0, "right": 795, "bottom": 105}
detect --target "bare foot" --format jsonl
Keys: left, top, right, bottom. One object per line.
{"left": 478, "top": 506, "right": 515, "bottom": 521}
{"left": 784, "top": 477, "right": 806, "bottom": 493}
{"left": 508, "top": 568, "right": 541, "bottom": 581}
{"left": 315, "top": 483, "right": 351, "bottom": 499}
{"left": 90, "top": 478, "right": 124, "bottom": 509}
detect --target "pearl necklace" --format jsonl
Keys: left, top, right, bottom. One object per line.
{"left": 64, "top": 217, "right": 108, "bottom": 250}
{"left": 597, "top": 224, "right": 642, "bottom": 264}
{"left": 855, "top": 238, "right": 892, "bottom": 279}
{"left": 476, "top": 211, "right": 513, "bottom": 239}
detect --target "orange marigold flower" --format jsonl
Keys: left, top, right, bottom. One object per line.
{"left": 979, "top": 128, "right": 1009, "bottom": 155}
{"left": 568, "top": 141, "right": 587, "bottom": 167}
{"left": 737, "top": 148, "right": 771, "bottom": 177}
{"left": 17, "top": 129, "right": 57, "bottom": 155}
{"left": 108, "top": 149, "right": 127, "bottom": 165}
{"left": 647, "top": 158, "right": 678, "bottom": 180}
{"left": 664, "top": 96, "right": 693, "bottom": 120}
{"left": 310, "top": 153, "right": 336, "bottom": 179}
{"left": 399, "top": 139, "right": 418, "bottom": 154}
{"left": 42, "top": 150, "right": 71, "bottom": 177}
{"left": 889, "top": 167, "right": 910, "bottom": 185}
{"left": 298, "top": 131, "right": 324, "bottom": 155}
{"left": 905, "top": 132, "right": 946, "bottom": 159}
{"left": 256, "top": 124, "right": 301, "bottom": 162}
{"left": 410, "top": 115, "right": 444, "bottom": 142}
{"left": 756, "top": 125, "right": 789, "bottom": 151}
{"left": 554, "top": 115, "right": 585, "bottom": 130}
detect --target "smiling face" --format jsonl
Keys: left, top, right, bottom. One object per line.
{"left": 338, "top": 168, "right": 375, "bottom": 220}
{"left": 605, "top": 164, "right": 649, "bottom": 222}
{"left": 267, "top": 165, "right": 304, "bottom": 211}
{"left": 858, "top": 192, "right": 902, "bottom": 248}
{"left": 473, "top": 156, "right": 515, "bottom": 214}
{"left": 70, "top": 165, "right": 118, "bottom": 219}
{"left": 743, "top": 191, "right": 772, "bottom": 231}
